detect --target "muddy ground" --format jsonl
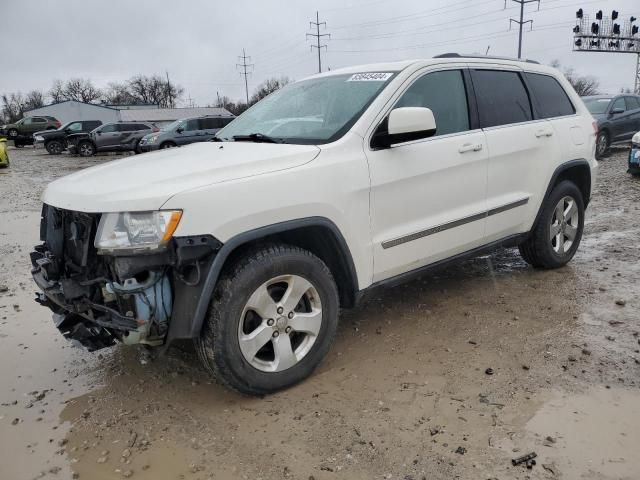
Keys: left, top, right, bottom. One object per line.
{"left": 0, "top": 145, "right": 638, "bottom": 480}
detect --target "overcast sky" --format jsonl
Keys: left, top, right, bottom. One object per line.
{"left": 2, "top": 0, "right": 639, "bottom": 106}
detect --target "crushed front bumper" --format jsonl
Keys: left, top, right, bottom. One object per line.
{"left": 31, "top": 205, "right": 222, "bottom": 351}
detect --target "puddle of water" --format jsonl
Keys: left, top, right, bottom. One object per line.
{"left": 526, "top": 387, "right": 640, "bottom": 480}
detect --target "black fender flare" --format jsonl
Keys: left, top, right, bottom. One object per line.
{"left": 188, "top": 216, "right": 358, "bottom": 339}
{"left": 531, "top": 158, "right": 592, "bottom": 230}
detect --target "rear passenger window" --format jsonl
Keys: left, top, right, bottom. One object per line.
{"left": 625, "top": 96, "right": 640, "bottom": 110}
{"left": 611, "top": 97, "right": 626, "bottom": 112}
{"left": 394, "top": 70, "right": 469, "bottom": 136}
{"left": 185, "top": 119, "right": 200, "bottom": 131}
{"left": 200, "top": 118, "right": 220, "bottom": 129}
{"left": 524, "top": 73, "right": 575, "bottom": 118}
{"left": 471, "top": 70, "right": 532, "bottom": 128}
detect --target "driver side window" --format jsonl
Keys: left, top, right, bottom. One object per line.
{"left": 611, "top": 97, "right": 626, "bottom": 112}
{"left": 100, "top": 124, "right": 118, "bottom": 133}
{"left": 394, "top": 70, "right": 470, "bottom": 137}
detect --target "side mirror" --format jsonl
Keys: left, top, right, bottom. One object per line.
{"left": 372, "top": 107, "right": 437, "bottom": 149}
{"left": 610, "top": 107, "right": 625, "bottom": 115}
{"left": 96, "top": 130, "right": 102, "bottom": 135}
{"left": 176, "top": 127, "right": 184, "bottom": 134}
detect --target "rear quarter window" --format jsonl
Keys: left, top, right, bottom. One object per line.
{"left": 524, "top": 73, "right": 575, "bottom": 118}
{"left": 470, "top": 70, "right": 533, "bottom": 128}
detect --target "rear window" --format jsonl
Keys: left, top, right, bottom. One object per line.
{"left": 524, "top": 73, "right": 575, "bottom": 118}
{"left": 33, "top": 117, "right": 47, "bottom": 123}
{"left": 471, "top": 70, "right": 533, "bottom": 128}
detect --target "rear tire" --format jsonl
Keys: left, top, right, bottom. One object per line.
{"left": 45, "top": 140, "right": 64, "bottom": 155}
{"left": 519, "top": 180, "right": 585, "bottom": 269}
{"left": 196, "top": 244, "right": 339, "bottom": 395}
{"left": 595, "top": 131, "right": 609, "bottom": 159}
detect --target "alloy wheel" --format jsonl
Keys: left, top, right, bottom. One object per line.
{"left": 79, "top": 143, "right": 94, "bottom": 156}
{"left": 549, "top": 195, "right": 579, "bottom": 255}
{"left": 238, "top": 274, "right": 322, "bottom": 373}
{"left": 596, "top": 133, "right": 607, "bottom": 157}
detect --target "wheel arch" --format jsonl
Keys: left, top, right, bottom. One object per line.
{"left": 189, "top": 217, "right": 359, "bottom": 339}
{"left": 532, "top": 159, "right": 592, "bottom": 230}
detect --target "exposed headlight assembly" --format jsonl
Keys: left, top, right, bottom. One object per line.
{"left": 95, "top": 210, "right": 182, "bottom": 254}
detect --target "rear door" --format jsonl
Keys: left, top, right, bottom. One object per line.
{"left": 608, "top": 97, "right": 634, "bottom": 142}
{"left": 26, "top": 117, "right": 48, "bottom": 134}
{"left": 200, "top": 117, "right": 221, "bottom": 140}
{"left": 470, "top": 67, "right": 553, "bottom": 242}
{"left": 624, "top": 96, "right": 640, "bottom": 134}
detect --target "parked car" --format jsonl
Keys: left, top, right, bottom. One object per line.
{"left": 583, "top": 94, "right": 640, "bottom": 159}
{"left": 67, "top": 122, "right": 158, "bottom": 156}
{"left": 1, "top": 116, "right": 61, "bottom": 147}
{"left": 138, "top": 115, "right": 234, "bottom": 152}
{"left": 31, "top": 55, "right": 597, "bottom": 395}
{"left": 0, "top": 136, "right": 9, "bottom": 168}
{"left": 34, "top": 120, "right": 103, "bottom": 155}
{"left": 629, "top": 131, "right": 640, "bottom": 176}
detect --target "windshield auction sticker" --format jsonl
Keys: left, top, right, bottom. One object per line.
{"left": 347, "top": 72, "right": 393, "bottom": 82}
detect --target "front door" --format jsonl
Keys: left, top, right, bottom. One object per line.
{"left": 366, "top": 67, "right": 489, "bottom": 282}
{"left": 95, "top": 124, "right": 121, "bottom": 149}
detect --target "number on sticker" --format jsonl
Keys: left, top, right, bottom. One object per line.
{"left": 347, "top": 72, "right": 393, "bottom": 82}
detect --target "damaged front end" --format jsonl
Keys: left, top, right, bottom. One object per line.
{"left": 31, "top": 205, "right": 221, "bottom": 352}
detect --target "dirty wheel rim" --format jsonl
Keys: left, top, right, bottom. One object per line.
{"left": 79, "top": 143, "right": 93, "bottom": 156}
{"left": 238, "top": 274, "right": 322, "bottom": 373}
{"left": 8, "top": 130, "right": 17, "bottom": 137}
{"left": 596, "top": 134, "right": 607, "bottom": 156}
{"left": 550, "top": 195, "right": 579, "bottom": 255}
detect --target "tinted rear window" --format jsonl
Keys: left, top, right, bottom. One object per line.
{"left": 471, "top": 70, "right": 532, "bottom": 128}
{"left": 524, "top": 73, "right": 575, "bottom": 118}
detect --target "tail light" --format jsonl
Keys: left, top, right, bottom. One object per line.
{"left": 151, "top": 126, "right": 159, "bottom": 133}
{"left": 592, "top": 121, "right": 598, "bottom": 136}
{"left": 55, "top": 121, "right": 61, "bottom": 128}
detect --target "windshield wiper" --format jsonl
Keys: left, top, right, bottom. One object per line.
{"left": 232, "top": 133, "right": 285, "bottom": 144}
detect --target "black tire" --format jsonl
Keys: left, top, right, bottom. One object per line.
{"left": 195, "top": 244, "right": 339, "bottom": 395}
{"left": 14, "top": 141, "right": 24, "bottom": 148}
{"left": 595, "top": 131, "right": 609, "bottom": 159}
{"left": 159, "top": 141, "right": 176, "bottom": 149}
{"left": 77, "top": 140, "right": 95, "bottom": 157}
{"left": 45, "top": 140, "right": 64, "bottom": 155}
{"left": 7, "top": 129, "right": 18, "bottom": 138}
{"left": 519, "top": 180, "right": 585, "bottom": 269}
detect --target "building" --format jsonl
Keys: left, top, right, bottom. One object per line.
{"left": 24, "top": 101, "right": 233, "bottom": 127}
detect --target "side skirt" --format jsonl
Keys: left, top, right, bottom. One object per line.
{"left": 355, "top": 232, "right": 528, "bottom": 304}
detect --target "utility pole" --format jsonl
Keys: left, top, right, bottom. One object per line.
{"left": 507, "top": 0, "right": 540, "bottom": 58}
{"left": 307, "top": 11, "right": 330, "bottom": 73}
{"left": 236, "top": 48, "right": 254, "bottom": 105}
{"left": 165, "top": 70, "right": 172, "bottom": 108}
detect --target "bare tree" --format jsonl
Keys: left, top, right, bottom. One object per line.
{"left": 550, "top": 60, "right": 599, "bottom": 96}
{"left": 127, "top": 75, "right": 183, "bottom": 108}
{"left": 63, "top": 78, "right": 102, "bottom": 103}
{"left": 49, "top": 80, "right": 66, "bottom": 103}
{"left": 1, "top": 92, "right": 25, "bottom": 123}
{"left": 24, "top": 90, "right": 46, "bottom": 111}
{"left": 103, "top": 82, "right": 138, "bottom": 105}
{"left": 249, "top": 77, "right": 290, "bottom": 105}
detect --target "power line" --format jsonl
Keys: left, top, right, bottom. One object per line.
{"left": 307, "top": 11, "right": 330, "bottom": 73}
{"left": 236, "top": 48, "right": 254, "bottom": 104}
{"left": 508, "top": 0, "right": 540, "bottom": 58}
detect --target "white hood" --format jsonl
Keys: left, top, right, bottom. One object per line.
{"left": 43, "top": 141, "right": 320, "bottom": 212}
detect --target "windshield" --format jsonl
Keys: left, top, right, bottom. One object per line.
{"left": 161, "top": 119, "right": 185, "bottom": 131}
{"left": 217, "top": 72, "right": 396, "bottom": 144}
{"left": 584, "top": 97, "right": 611, "bottom": 115}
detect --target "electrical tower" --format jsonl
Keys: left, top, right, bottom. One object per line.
{"left": 236, "top": 49, "right": 254, "bottom": 105}
{"left": 507, "top": 0, "right": 540, "bottom": 59}
{"left": 573, "top": 9, "right": 640, "bottom": 93}
{"left": 307, "top": 11, "right": 330, "bottom": 73}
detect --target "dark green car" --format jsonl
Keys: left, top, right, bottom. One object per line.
{"left": 1, "top": 116, "right": 61, "bottom": 147}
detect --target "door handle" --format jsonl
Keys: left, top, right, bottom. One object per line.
{"left": 535, "top": 129, "right": 553, "bottom": 138}
{"left": 458, "top": 143, "right": 483, "bottom": 153}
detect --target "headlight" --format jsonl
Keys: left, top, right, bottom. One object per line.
{"left": 147, "top": 135, "right": 158, "bottom": 144}
{"left": 34, "top": 135, "right": 44, "bottom": 141}
{"left": 95, "top": 210, "right": 182, "bottom": 253}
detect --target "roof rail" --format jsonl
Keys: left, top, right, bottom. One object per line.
{"left": 434, "top": 53, "right": 540, "bottom": 64}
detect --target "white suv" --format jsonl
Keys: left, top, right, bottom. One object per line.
{"left": 31, "top": 55, "right": 597, "bottom": 395}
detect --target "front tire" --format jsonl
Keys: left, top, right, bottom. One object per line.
{"left": 159, "top": 141, "right": 176, "bottom": 149}
{"left": 7, "top": 129, "right": 18, "bottom": 138}
{"left": 196, "top": 244, "right": 339, "bottom": 395}
{"left": 519, "top": 180, "right": 585, "bottom": 269}
{"left": 595, "top": 131, "right": 609, "bottom": 159}
{"left": 45, "top": 140, "right": 64, "bottom": 155}
{"left": 77, "top": 140, "right": 95, "bottom": 157}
